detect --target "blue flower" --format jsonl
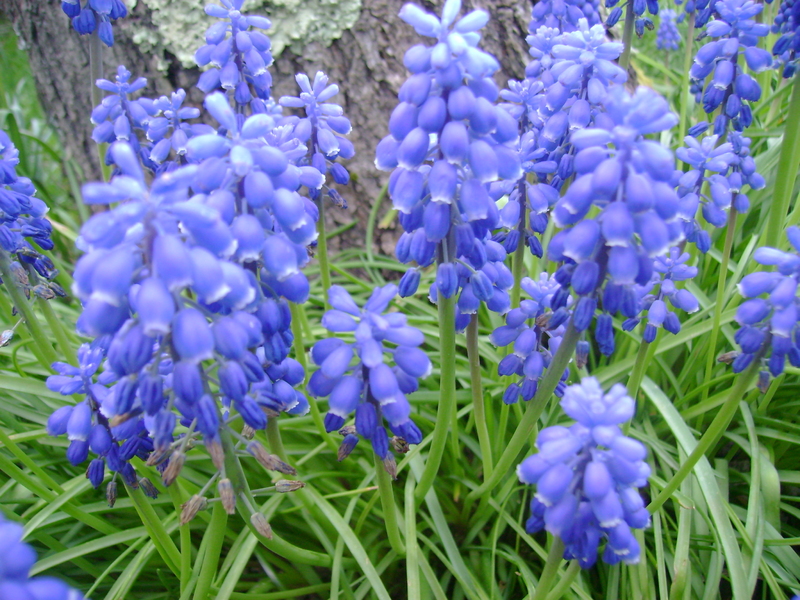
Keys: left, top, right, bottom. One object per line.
{"left": 517, "top": 377, "right": 650, "bottom": 568}
{"left": 529, "top": 0, "right": 601, "bottom": 33}
{"left": 657, "top": 9, "right": 681, "bottom": 50}
{"left": 62, "top": 0, "right": 127, "bottom": 46}
{"left": 733, "top": 227, "right": 800, "bottom": 377}
{"left": 0, "top": 514, "right": 86, "bottom": 599}
{"left": 308, "top": 284, "right": 429, "bottom": 471}
{"left": 773, "top": 0, "right": 800, "bottom": 76}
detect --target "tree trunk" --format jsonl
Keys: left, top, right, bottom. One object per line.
{"left": 0, "top": 0, "right": 531, "bottom": 254}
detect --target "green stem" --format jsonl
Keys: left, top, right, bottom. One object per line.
{"left": 510, "top": 206, "right": 528, "bottom": 309}
{"left": 127, "top": 485, "right": 182, "bottom": 577}
{"left": 467, "top": 314, "right": 493, "bottom": 480}
{"left": 0, "top": 251, "right": 57, "bottom": 369}
{"left": 374, "top": 453, "right": 405, "bottom": 556}
{"left": 619, "top": 0, "right": 636, "bottom": 71}
{"left": 772, "top": 78, "right": 800, "bottom": 238}
{"left": 192, "top": 500, "right": 228, "bottom": 600}
{"left": 316, "top": 197, "right": 332, "bottom": 306}
{"left": 414, "top": 293, "right": 457, "bottom": 503}
{"left": 89, "top": 30, "right": 111, "bottom": 182}
{"left": 37, "top": 298, "right": 77, "bottom": 366}
{"left": 289, "top": 302, "right": 338, "bottom": 453}
{"left": 677, "top": 13, "right": 696, "bottom": 144}
{"left": 365, "top": 182, "right": 388, "bottom": 267}
{"left": 266, "top": 417, "right": 287, "bottom": 461}
{"left": 168, "top": 482, "right": 192, "bottom": 595}
{"left": 531, "top": 537, "right": 566, "bottom": 600}
{"left": 466, "top": 322, "right": 579, "bottom": 502}
{"left": 627, "top": 340, "right": 651, "bottom": 401}
{"left": 700, "top": 208, "right": 737, "bottom": 415}
{"left": 647, "top": 348, "right": 763, "bottom": 514}
{"left": 544, "top": 560, "right": 581, "bottom": 600}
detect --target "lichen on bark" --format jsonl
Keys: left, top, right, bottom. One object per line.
{"left": 128, "top": 0, "right": 362, "bottom": 68}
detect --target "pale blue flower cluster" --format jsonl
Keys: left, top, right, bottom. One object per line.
{"left": 657, "top": 9, "right": 680, "bottom": 50}
{"left": 518, "top": 377, "right": 650, "bottom": 568}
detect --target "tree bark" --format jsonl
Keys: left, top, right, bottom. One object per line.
{"left": 0, "top": 0, "right": 532, "bottom": 254}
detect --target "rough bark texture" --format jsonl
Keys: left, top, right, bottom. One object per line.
{"left": 0, "top": 0, "right": 532, "bottom": 254}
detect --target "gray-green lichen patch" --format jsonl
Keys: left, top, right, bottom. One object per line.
{"left": 126, "top": 0, "right": 361, "bottom": 69}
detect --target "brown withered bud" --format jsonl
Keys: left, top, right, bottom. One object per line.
{"left": 180, "top": 495, "right": 208, "bottom": 525}
{"left": 250, "top": 513, "right": 273, "bottom": 539}
{"left": 146, "top": 448, "right": 171, "bottom": 467}
{"left": 390, "top": 436, "right": 409, "bottom": 454}
{"left": 106, "top": 481, "right": 118, "bottom": 508}
{"left": 32, "top": 284, "right": 55, "bottom": 300}
{"left": 275, "top": 480, "right": 305, "bottom": 493}
{"left": 10, "top": 262, "right": 28, "bottom": 286}
{"left": 247, "top": 441, "right": 278, "bottom": 470}
{"left": 109, "top": 413, "right": 136, "bottom": 428}
{"left": 263, "top": 407, "right": 280, "bottom": 419}
{"left": 139, "top": 477, "right": 160, "bottom": 499}
{"left": 536, "top": 314, "right": 551, "bottom": 329}
{"left": 382, "top": 456, "right": 398, "bottom": 480}
{"left": 206, "top": 439, "right": 225, "bottom": 471}
{"left": 161, "top": 451, "right": 186, "bottom": 487}
{"left": 338, "top": 425, "right": 356, "bottom": 437}
{"left": 218, "top": 479, "right": 236, "bottom": 515}
{"left": 717, "top": 351, "right": 739, "bottom": 364}
{"left": 49, "top": 282, "right": 67, "bottom": 297}
{"left": 576, "top": 340, "right": 590, "bottom": 370}
{"left": 241, "top": 424, "right": 256, "bottom": 440}
{"left": 757, "top": 370, "right": 771, "bottom": 394}
{"left": 271, "top": 457, "right": 297, "bottom": 476}
{"left": 337, "top": 435, "right": 359, "bottom": 462}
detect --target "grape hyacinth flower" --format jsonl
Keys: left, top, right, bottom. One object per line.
{"left": 490, "top": 274, "right": 572, "bottom": 404}
{"left": 308, "top": 284, "right": 430, "bottom": 474}
{"left": 279, "top": 72, "right": 355, "bottom": 210}
{"left": 0, "top": 130, "right": 61, "bottom": 296}
{"left": 518, "top": 377, "right": 651, "bottom": 568}
{"left": 773, "top": 0, "right": 800, "bottom": 76}
{"left": 733, "top": 227, "right": 800, "bottom": 378}
{"left": 195, "top": 0, "right": 275, "bottom": 112}
{"left": 528, "top": 0, "right": 601, "bottom": 33}
{"left": 0, "top": 514, "right": 86, "bottom": 599}
{"left": 61, "top": 0, "right": 127, "bottom": 46}
{"left": 621, "top": 247, "right": 701, "bottom": 341}
{"left": 606, "top": 0, "right": 659, "bottom": 37}
{"left": 376, "top": 0, "right": 522, "bottom": 319}
{"left": 657, "top": 9, "right": 681, "bottom": 50}
{"left": 548, "top": 86, "right": 683, "bottom": 354}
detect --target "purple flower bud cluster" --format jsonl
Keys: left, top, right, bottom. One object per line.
{"left": 548, "top": 86, "right": 682, "bottom": 353}
{"left": 605, "top": 0, "right": 659, "bottom": 37}
{"left": 0, "top": 130, "right": 60, "bottom": 293}
{"left": 528, "top": 0, "right": 601, "bottom": 33}
{"left": 689, "top": 0, "right": 771, "bottom": 132}
{"left": 674, "top": 0, "right": 716, "bottom": 25}
{"left": 0, "top": 514, "right": 86, "bottom": 600}
{"left": 496, "top": 20, "right": 626, "bottom": 265}
{"left": 490, "top": 274, "right": 571, "bottom": 404}
{"left": 195, "top": 0, "right": 275, "bottom": 112}
{"left": 279, "top": 72, "right": 355, "bottom": 209}
{"left": 675, "top": 132, "right": 764, "bottom": 251}
{"left": 61, "top": 0, "right": 127, "bottom": 47}
{"left": 620, "top": 247, "right": 700, "bottom": 342}
{"left": 733, "top": 227, "right": 800, "bottom": 378}
{"left": 90, "top": 67, "right": 213, "bottom": 176}
{"left": 657, "top": 9, "right": 681, "bottom": 50}
{"left": 376, "top": 0, "right": 522, "bottom": 320}
{"left": 518, "top": 377, "right": 650, "bottom": 568}
{"left": 307, "top": 285, "right": 429, "bottom": 467}
{"left": 773, "top": 0, "right": 800, "bottom": 77}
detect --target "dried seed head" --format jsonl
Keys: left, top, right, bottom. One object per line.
{"left": 251, "top": 513, "right": 273, "bottom": 539}
{"left": 106, "top": 481, "right": 118, "bottom": 508}
{"left": 717, "top": 351, "right": 739, "bottom": 364}
{"left": 206, "top": 439, "right": 225, "bottom": 471}
{"left": 757, "top": 370, "right": 770, "bottom": 394}
{"left": 337, "top": 434, "right": 359, "bottom": 462}
{"left": 146, "top": 448, "right": 171, "bottom": 467}
{"left": 390, "top": 436, "right": 409, "bottom": 454}
{"left": 161, "top": 451, "right": 185, "bottom": 487}
{"left": 180, "top": 495, "right": 208, "bottom": 525}
{"left": 139, "top": 477, "right": 159, "bottom": 499}
{"left": 247, "top": 441, "right": 278, "bottom": 470}
{"left": 218, "top": 478, "right": 236, "bottom": 515}
{"left": 272, "top": 457, "right": 297, "bottom": 476}
{"left": 275, "top": 479, "right": 305, "bottom": 493}
{"left": 382, "top": 455, "right": 398, "bottom": 480}
{"left": 241, "top": 424, "right": 256, "bottom": 440}
{"left": 338, "top": 425, "right": 356, "bottom": 437}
